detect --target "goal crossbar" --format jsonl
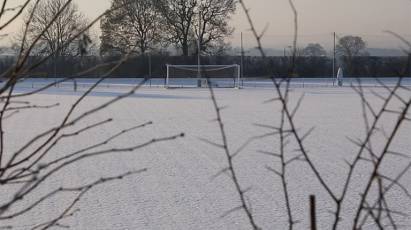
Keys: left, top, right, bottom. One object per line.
{"left": 166, "top": 64, "right": 241, "bottom": 88}
{"left": 167, "top": 64, "right": 239, "bottom": 68}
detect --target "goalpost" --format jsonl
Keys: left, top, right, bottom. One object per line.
{"left": 164, "top": 10, "right": 241, "bottom": 89}
{"left": 165, "top": 11, "right": 241, "bottom": 89}
{"left": 165, "top": 64, "right": 241, "bottom": 88}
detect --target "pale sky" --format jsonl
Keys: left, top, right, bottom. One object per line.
{"left": 1, "top": 0, "right": 411, "bottom": 49}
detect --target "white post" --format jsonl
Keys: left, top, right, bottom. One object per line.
{"left": 240, "top": 32, "right": 244, "bottom": 80}
{"left": 236, "top": 64, "right": 241, "bottom": 89}
{"left": 337, "top": 67, "right": 344, "bottom": 87}
{"left": 333, "top": 32, "right": 336, "bottom": 86}
{"left": 166, "top": 64, "right": 170, "bottom": 88}
{"left": 197, "top": 10, "right": 202, "bottom": 87}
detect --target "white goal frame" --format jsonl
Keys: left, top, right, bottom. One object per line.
{"left": 166, "top": 64, "right": 241, "bottom": 88}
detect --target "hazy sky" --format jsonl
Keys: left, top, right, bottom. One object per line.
{"left": 1, "top": 0, "right": 411, "bottom": 49}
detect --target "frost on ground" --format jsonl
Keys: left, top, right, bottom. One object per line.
{"left": 1, "top": 85, "right": 410, "bottom": 230}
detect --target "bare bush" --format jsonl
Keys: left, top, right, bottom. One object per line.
{"left": 201, "top": 1, "right": 411, "bottom": 229}
{"left": 0, "top": 1, "right": 183, "bottom": 229}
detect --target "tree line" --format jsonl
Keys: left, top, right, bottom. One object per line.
{"left": 1, "top": 0, "right": 409, "bottom": 78}
{"left": 10, "top": 0, "right": 235, "bottom": 57}
{"left": 7, "top": 0, "right": 387, "bottom": 59}
{"left": 0, "top": 55, "right": 408, "bottom": 78}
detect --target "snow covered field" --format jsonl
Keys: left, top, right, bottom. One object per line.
{"left": 2, "top": 79, "right": 411, "bottom": 229}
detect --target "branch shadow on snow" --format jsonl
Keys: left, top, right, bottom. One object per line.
{"left": 12, "top": 88, "right": 205, "bottom": 100}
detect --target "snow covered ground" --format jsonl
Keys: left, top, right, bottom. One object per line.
{"left": 1, "top": 79, "right": 411, "bottom": 229}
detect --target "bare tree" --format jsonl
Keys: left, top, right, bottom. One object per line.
{"left": 336, "top": 35, "right": 368, "bottom": 75}
{"left": 19, "top": 0, "right": 89, "bottom": 56}
{"left": 336, "top": 35, "right": 368, "bottom": 58}
{"left": 0, "top": 1, "right": 183, "bottom": 229}
{"left": 302, "top": 43, "right": 327, "bottom": 57}
{"left": 209, "top": 1, "right": 411, "bottom": 229}
{"left": 196, "top": 0, "right": 235, "bottom": 55}
{"left": 100, "top": 0, "right": 166, "bottom": 56}
{"left": 156, "top": 0, "right": 197, "bottom": 56}
{"left": 156, "top": 0, "right": 236, "bottom": 56}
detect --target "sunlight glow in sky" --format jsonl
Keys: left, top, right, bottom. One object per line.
{"left": 1, "top": 0, "right": 411, "bottom": 49}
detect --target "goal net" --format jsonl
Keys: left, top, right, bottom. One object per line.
{"left": 166, "top": 64, "right": 241, "bottom": 88}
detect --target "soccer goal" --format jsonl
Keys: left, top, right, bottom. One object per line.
{"left": 165, "top": 64, "right": 241, "bottom": 88}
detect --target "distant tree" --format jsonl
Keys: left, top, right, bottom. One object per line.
{"left": 156, "top": 0, "right": 197, "bottom": 56}
{"left": 336, "top": 35, "right": 368, "bottom": 75}
{"left": 196, "top": 0, "right": 236, "bottom": 55}
{"left": 157, "top": 0, "right": 236, "bottom": 56}
{"left": 302, "top": 43, "right": 326, "bottom": 56}
{"left": 19, "top": 0, "right": 89, "bottom": 56}
{"left": 100, "top": 0, "right": 165, "bottom": 56}
{"left": 336, "top": 35, "right": 368, "bottom": 58}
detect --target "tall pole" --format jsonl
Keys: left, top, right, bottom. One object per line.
{"left": 54, "top": 53, "right": 57, "bottom": 78}
{"left": 148, "top": 51, "right": 152, "bottom": 87}
{"left": 166, "top": 64, "right": 169, "bottom": 88}
{"left": 241, "top": 32, "right": 244, "bottom": 80}
{"left": 148, "top": 52, "right": 152, "bottom": 78}
{"left": 409, "top": 53, "right": 411, "bottom": 77}
{"left": 197, "top": 10, "right": 202, "bottom": 87}
{"left": 333, "top": 32, "right": 336, "bottom": 86}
